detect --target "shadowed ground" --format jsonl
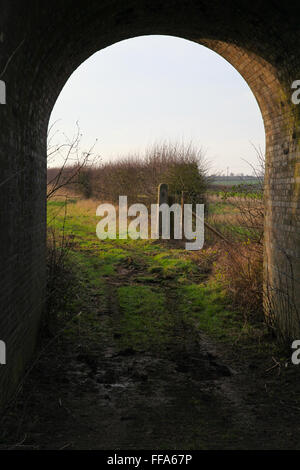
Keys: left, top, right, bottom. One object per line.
{"left": 1, "top": 199, "right": 300, "bottom": 450}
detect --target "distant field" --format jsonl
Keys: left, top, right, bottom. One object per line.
{"left": 210, "top": 178, "right": 260, "bottom": 186}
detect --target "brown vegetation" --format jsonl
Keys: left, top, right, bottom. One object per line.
{"left": 48, "top": 142, "right": 209, "bottom": 206}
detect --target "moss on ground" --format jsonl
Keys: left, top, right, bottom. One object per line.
{"left": 116, "top": 285, "right": 174, "bottom": 351}
{"left": 46, "top": 198, "right": 282, "bottom": 362}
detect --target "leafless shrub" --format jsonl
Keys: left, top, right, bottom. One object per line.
{"left": 47, "top": 122, "right": 101, "bottom": 199}
{"left": 45, "top": 202, "right": 74, "bottom": 336}
{"left": 215, "top": 242, "right": 263, "bottom": 320}
{"left": 208, "top": 147, "right": 264, "bottom": 320}
{"left": 91, "top": 141, "right": 209, "bottom": 205}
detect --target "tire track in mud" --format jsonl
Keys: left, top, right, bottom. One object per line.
{"left": 71, "top": 261, "right": 260, "bottom": 449}
{"left": 0, "top": 250, "right": 272, "bottom": 449}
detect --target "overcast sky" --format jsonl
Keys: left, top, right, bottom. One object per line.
{"left": 49, "top": 35, "right": 265, "bottom": 175}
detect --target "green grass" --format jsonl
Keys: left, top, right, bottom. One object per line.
{"left": 148, "top": 251, "right": 197, "bottom": 279}
{"left": 116, "top": 285, "right": 176, "bottom": 351}
{"left": 207, "top": 201, "right": 234, "bottom": 215}
{"left": 210, "top": 179, "right": 261, "bottom": 187}
{"left": 179, "top": 282, "right": 240, "bottom": 340}
{"left": 216, "top": 188, "right": 263, "bottom": 200}
{"left": 47, "top": 198, "right": 268, "bottom": 355}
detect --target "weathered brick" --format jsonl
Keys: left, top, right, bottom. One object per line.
{"left": 0, "top": 0, "right": 300, "bottom": 409}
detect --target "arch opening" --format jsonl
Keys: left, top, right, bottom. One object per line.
{"left": 1, "top": 2, "right": 300, "bottom": 410}
{"left": 48, "top": 35, "right": 266, "bottom": 175}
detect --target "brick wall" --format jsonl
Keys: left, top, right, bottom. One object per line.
{"left": 0, "top": 0, "right": 300, "bottom": 408}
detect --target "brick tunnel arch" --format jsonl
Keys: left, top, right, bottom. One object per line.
{"left": 1, "top": 0, "right": 300, "bottom": 408}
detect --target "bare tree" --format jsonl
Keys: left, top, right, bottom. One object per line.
{"left": 47, "top": 121, "right": 101, "bottom": 199}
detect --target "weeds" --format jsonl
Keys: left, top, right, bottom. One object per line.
{"left": 45, "top": 201, "right": 75, "bottom": 336}
{"left": 214, "top": 242, "right": 263, "bottom": 321}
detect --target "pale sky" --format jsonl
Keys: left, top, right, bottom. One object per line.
{"left": 49, "top": 35, "right": 265, "bottom": 175}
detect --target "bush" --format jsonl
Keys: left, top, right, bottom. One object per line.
{"left": 45, "top": 226, "right": 74, "bottom": 336}
{"left": 91, "top": 142, "right": 209, "bottom": 205}
{"left": 47, "top": 142, "right": 209, "bottom": 206}
{"left": 77, "top": 169, "right": 93, "bottom": 199}
{"left": 214, "top": 241, "right": 263, "bottom": 320}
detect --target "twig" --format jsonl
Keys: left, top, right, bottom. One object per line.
{"left": 192, "top": 210, "right": 231, "bottom": 244}
{"left": 265, "top": 356, "right": 281, "bottom": 374}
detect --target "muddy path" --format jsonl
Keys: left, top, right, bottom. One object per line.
{"left": 1, "top": 246, "right": 300, "bottom": 450}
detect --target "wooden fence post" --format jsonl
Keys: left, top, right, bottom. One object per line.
{"left": 181, "top": 191, "right": 186, "bottom": 241}
{"left": 157, "top": 183, "right": 168, "bottom": 238}
{"left": 168, "top": 192, "right": 175, "bottom": 240}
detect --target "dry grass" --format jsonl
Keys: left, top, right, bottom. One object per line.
{"left": 47, "top": 187, "right": 265, "bottom": 324}
{"left": 214, "top": 242, "right": 263, "bottom": 320}
{"left": 204, "top": 191, "right": 264, "bottom": 320}
{"left": 47, "top": 184, "right": 80, "bottom": 201}
{"left": 48, "top": 141, "right": 209, "bottom": 206}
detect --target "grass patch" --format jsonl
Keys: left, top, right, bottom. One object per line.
{"left": 117, "top": 285, "right": 175, "bottom": 351}
{"left": 46, "top": 196, "right": 269, "bottom": 357}
{"left": 179, "top": 282, "right": 240, "bottom": 341}
{"left": 148, "top": 251, "right": 197, "bottom": 279}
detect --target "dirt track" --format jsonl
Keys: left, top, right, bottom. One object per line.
{"left": 1, "top": 249, "right": 300, "bottom": 450}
